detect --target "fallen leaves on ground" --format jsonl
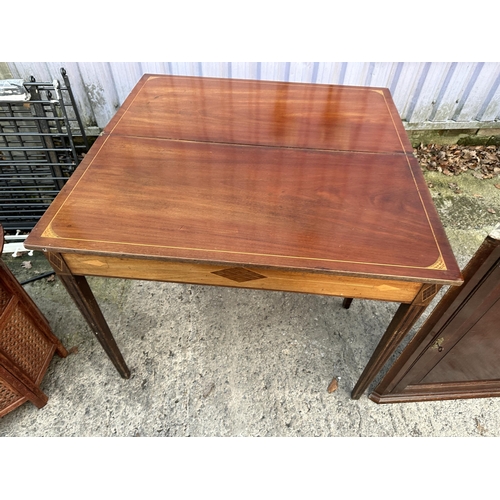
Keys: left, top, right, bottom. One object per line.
{"left": 21, "top": 261, "right": 32, "bottom": 269}
{"left": 415, "top": 144, "right": 499, "bottom": 179}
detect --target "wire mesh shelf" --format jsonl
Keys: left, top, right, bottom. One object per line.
{"left": 1, "top": 68, "right": 89, "bottom": 232}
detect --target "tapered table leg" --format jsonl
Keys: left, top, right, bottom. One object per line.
{"left": 351, "top": 283, "right": 440, "bottom": 399}
{"left": 342, "top": 298, "right": 353, "bottom": 309}
{"left": 47, "top": 253, "right": 131, "bottom": 379}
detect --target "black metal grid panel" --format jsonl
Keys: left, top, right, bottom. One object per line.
{"left": 0, "top": 68, "right": 88, "bottom": 232}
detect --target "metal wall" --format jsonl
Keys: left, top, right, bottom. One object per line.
{"left": 4, "top": 62, "right": 500, "bottom": 134}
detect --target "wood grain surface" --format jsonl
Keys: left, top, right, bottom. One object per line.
{"left": 105, "top": 75, "right": 414, "bottom": 154}
{"left": 62, "top": 253, "right": 422, "bottom": 303}
{"left": 26, "top": 75, "right": 462, "bottom": 285}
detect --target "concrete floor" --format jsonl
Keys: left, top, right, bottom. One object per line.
{"left": 1, "top": 170, "right": 500, "bottom": 437}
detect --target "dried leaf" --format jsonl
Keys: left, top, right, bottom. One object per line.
{"left": 21, "top": 261, "right": 32, "bottom": 269}
{"left": 494, "top": 184, "right": 500, "bottom": 190}
{"left": 47, "top": 274, "right": 55, "bottom": 282}
{"left": 327, "top": 378, "right": 339, "bottom": 393}
{"left": 487, "top": 208, "right": 496, "bottom": 214}
{"left": 472, "top": 171, "right": 484, "bottom": 179}
{"left": 463, "top": 150, "right": 476, "bottom": 160}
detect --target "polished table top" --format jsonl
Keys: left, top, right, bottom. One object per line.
{"left": 26, "top": 75, "right": 461, "bottom": 286}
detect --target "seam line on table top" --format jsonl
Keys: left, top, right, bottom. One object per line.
{"left": 101, "top": 131, "right": 416, "bottom": 157}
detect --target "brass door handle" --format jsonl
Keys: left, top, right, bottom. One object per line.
{"left": 431, "top": 337, "right": 445, "bottom": 352}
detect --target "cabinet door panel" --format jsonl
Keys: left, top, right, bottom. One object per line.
{"left": 370, "top": 227, "right": 500, "bottom": 403}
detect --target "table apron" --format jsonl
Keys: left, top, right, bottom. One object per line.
{"left": 61, "top": 253, "right": 422, "bottom": 304}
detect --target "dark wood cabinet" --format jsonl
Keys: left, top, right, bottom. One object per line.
{"left": 371, "top": 223, "right": 500, "bottom": 403}
{"left": 0, "top": 227, "right": 67, "bottom": 417}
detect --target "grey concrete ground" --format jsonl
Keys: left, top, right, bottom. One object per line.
{"left": 1, "top": 169, "right": 499, "bottom": 437}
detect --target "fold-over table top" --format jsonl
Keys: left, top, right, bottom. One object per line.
{"left": 26, "top": 75, "right": 462, "bottom": 285}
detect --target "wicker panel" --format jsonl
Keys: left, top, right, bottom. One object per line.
{"left": 0, "top": 284, "right": 12, "bottom": 316}
{"left": 0, "top": 306, "right": 52, "bottom": 382}
{"left": 0, "top": 378, "right": 21, "bottom": 412}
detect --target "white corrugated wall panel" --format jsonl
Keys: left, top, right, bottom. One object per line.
{"left": 368, "top": 63, "right": 398, "bottom": 88}
{"left": 430, "top": 62, "right": 478, "bottom": 123}
{"left": 108, "top": 63, "right": 144, "bottom": 104}
{"left": 231, "top": 62, "right": 260, "bottom": 80}
{"left": 9, "top": 62, "right": 52, "bottom": 81}
{"left": 140, "top": 62, "right": 171, "bottom": 75}
{"left": 75, "top": 63, "right": 121, "bottom": 129}
{"left": 5, "top": 62, "right": 499, "bottom": 132}
{"left": 388, "top": 62, "right": 426, "bottom": 120}
{"left": 174, "top": 62, "right": 206, "bottom": 78}
{"left": 199, "top": 62, "right": 230, "bottom": 78}
{"left": 407, "top": 62, "right": 455, "bottom": 124}
{"left": 342, "top": 63, "right": 372, "bottom": 86}
{"left": 260, "top": 62, "right": 289, "bottom": 82}
{"left": 480, "top": 72, "right": 500, "bottom": 122}
{"left": 315, "top": 62, "right": 338, "bottom": 84}
{"left": 453, "top": 62, "right": 500, "bottom": 123}
{"left": 288, "top": 62, "right": 316, "bottom": 83}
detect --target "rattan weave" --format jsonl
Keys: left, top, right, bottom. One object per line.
{"left": 1, "top": 224, "right": 67, "bottom": 416}
{"left": 0, "top": 305, "right": 52, "bottom": 382}
{"left": 0, "top": 378, "right": 20, "bottom": 410}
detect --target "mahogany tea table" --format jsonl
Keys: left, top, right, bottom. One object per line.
{"left": 25, "top": 75, "right": 463, "bottom": 399}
